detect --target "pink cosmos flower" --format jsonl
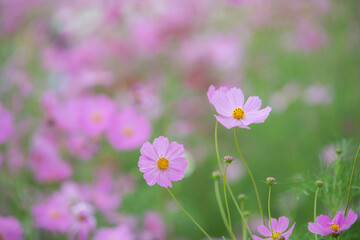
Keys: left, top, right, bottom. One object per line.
{"left": 253, "top": 216, "right": 295, "bottom": 240}
{"left": 0, "top": 216, "right": 24, "bottom": 240}
{"left": 32, "top": 196, "right": 72, "bottom": 233}
{"left": 308, "top": 210, "right": 358, "bottom": 236}
{"left": 80, "top": 95, "right": 115, "bottom": 137}
{"left": 0, "top": 103, "right": 14, "bottom": 144}
{"left": 210, "top": 87, "right": 271, "bottom": 129}
{"left": 207, "top": 85, "right": 228, "bottom": 105}
{"left": 107, "top": 107, "right": 151, "bottom": 150}
{"left": 141, "top": 211, "right": 166, "bottom": 240}
{"left": 138, "top": 136, "right": 187, "bottom": 188}
{"left": 93, "top": 225, "right": 135, "bottom": 240}
{"left": 69, "top": 202, "right": 96, "bottom": 240}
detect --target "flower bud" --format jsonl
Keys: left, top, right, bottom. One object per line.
{"left": 212, "top": 171, "right": 221, "bottom": 180}
{"left": 278, "top": 235, "right": 285, "bottom": 240}
{"left": 316, "top": 180, "right": 324, "bottom": 188}
{"left": 224, "top": 156, "right": 233, "bottom": 164}
{"left": 238, "top": 194, "right": 246, "bottom": 201}
{"left": 335, "top": 148, "right": 342, "bottom": 155}
{"left": 266, "top": 177, "right": 276, "bottom": 185}
{"left": 244, "top": 210, "right": 250, "bottom": 218}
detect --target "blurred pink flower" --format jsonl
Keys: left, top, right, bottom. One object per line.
{"left": 107, "top": 107, "right": 151, "bottom": 150}
{"left": 66, "top": 134, "right": 99, "bottom": 161}
{"left": 138, "top": 136, "right": 187, "bottom": 188}
{"left": 80, "top": 95, "right": 115, "bottom": 137}
{"left": 32, "top": 196, "right": 72, "bottom": 233}
{"left": 141, "top": 211, "right": 166, "bottom": 240}
{"left": 210, "top": 87, "right": 271, "bottom": 129}
{"left": 53, "top": 99, "right": 82, "bottom": 132}
{"left": 253, "top": 216, "right": 295, "bottom": 240}
{"left": 308, "top": 210, "right": 357, "bottom": 236}
{"left": 0, "top": 103, "right": 14, "bottom": 144}
{"left": 303, "top": 84, "right": 332, "bottom": 105}
{"left": 0, "top": 216, "right": 24, "bottom": 240}
{"left": 30, "top": 136, "right": 72, "bottom": 183}
{"left": 320, "top": 144, "right": 342, "bottom": 164}
{"left": 93, "top": 225, "right": 135, "bottom": 240}
{"left": 70, "top": 202, "right": 96, "bottom": 240}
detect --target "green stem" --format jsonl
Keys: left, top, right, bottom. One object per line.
{"left": 214, "top": 122, "right": 254, "bottom": 239}
{"left": 166, "top": 188, "right": 213, "bottom": 240}
{"left": 268, "top": 185, "right": 273, "bottom": 235}
{"left": 214, "top": 180, "right": 231, "bottom": 235}
{"left": 224, "top": 164, "right": 235, "bottom": 240}
{"left": 240, "top": 200, "right": 247, "bottom": 240}
{"left": 234, "top": 127, "right": 265, "bottom": 225}
{"left": 314, "top": 187, "right": 320, "bottom": 240}
{"left": 332, "top": 157, "right": 341, "bottom": 214}
{"left": 344, "top": 145, "right": 360, "bottom": 216}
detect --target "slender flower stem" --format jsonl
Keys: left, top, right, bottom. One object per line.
{"left": 214, "top": 180, "right": 231, "bottom": 235}
{"left": 223, "top": 164, "right": 235, "bottom": 240}
{"left": 332, "top": 156, "right": 341, "bottom": 214}
{"left": 268, "top": 185, "right": 273, "bottom": 235}
{"left": 166, "top": 188, "right": 213, "bottom": 240}
{"left": 344, "top": 145, "right": 360, "bottom": 216}
{"left": 314, "top": 187, "right": 320, "bottom": 240}
{"left": 234, "top": 127, "right": 265, "bottom": 225}
{"left": 240, "top": 199, "right": 247, "bottom": 240}
{"left": 214, "top": 122, "right": 254, "bottom": 239}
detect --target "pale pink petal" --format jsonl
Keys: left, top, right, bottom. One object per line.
{"left": 166, "top": 142, "right": 184, "bottom": 161}
{"left": 340, "top": 210, "right": 358, "bottom": 231}
{"left": 269, "top": 218, "right": 278, "bottom": 232}
{"left": 157, "top": 171, "right": 172, "bottom": 188}
{"left": 138, "top": 156, "right": 157, "bottom": 173}
{"left": 332, "top": 211, "right": 345, "bottom": 226}
{"left": 258, "top": 225, "right": 271, "bottom": 237}
{"left": 316, "top": 215, "right": 331, "bottom": 227}
{"left": 143, "top": 168, "right": 160, "bottom": 186}
{"left": 207, "top": 85, "right": 216, "bottom": 104}
{"left": 140, "top": 142, "right": 158, "bottom": 160}
{"left": 169, "top": 157, "right": 187, "bottom": 172}
{"left": 243, "top": 96, "right": 262, "bottom": 113}
{"left": 153, "top": 136, "right": 169, "bottom": 158}
{"left": 166, "top": 167, "right": 185, "bottom": 181}
{"left": 253, "top": 236, "right": 271, "bottom": 240}
{"left": 282, "top": 222, "right": 295, "bottom": 239}
{"left": 308, "top": 222, "right": 331, "bottom": 236}
{"left": 277, "top": 216, "right": 289, "bottom": 233}
{"left": 242, "top": 106, "right": 271, "bottom": 125}
{"left": 215, "top": 115, "right": 250, "bottom": 129}
{"left": 211, "top": 90, "right": 233, "bottom": 116}
{"left": 226, "top": 87, "right": 244, "bottom": 108}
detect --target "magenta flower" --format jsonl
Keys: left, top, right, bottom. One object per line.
{"left": 253, "top": 216, "right": 295, "bottom": 240}
{"left": 107, "top": 107, "right": 151, "bottom": 150}
{"left": 209, "top": 87, "right": 271, "bottom": 129}
{"left": 138, "top": 136, "right": 187, "bottom": 188}
{"left": 93, "top": 225, "right": 135, "bottom": 240}
{"left": 0, "top": 216, "right": 24, "bottom": 240}
{"left": 308, "top": 210, "right": 358, "bottom": 236}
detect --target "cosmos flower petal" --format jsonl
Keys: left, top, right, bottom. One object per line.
{"left": 242, "top": 106, "right": 271, "bottom": 125}
{"left": 143, "top": 168, "right": 160, "bottom": 186}
{"left": 308, "top": 222, "right": 330, "bottom": 236}
{"left": 257, "top": 224, "right": 271, "bottom": 237}
{"left": 253, "top": 236, "right": 271, "bottom": 240}
{"left": 153, "top": 136, "right": 169, "bottom": 158}
{"left": 166, "top": 167, "right": 186, "bottom": 181}
{"left": 170, "top": 157, "right": 188, "bottom": 172}
{"left": 212, "top": 89, "right": 233, "bottom": 116}
{"left": 207, "top": 85, "right": 216, "bottom": 104}
{"left": 157, "top": 171, "right": 172, "bottom": 188}
{"left": 166, "top": 142, "right": 185, "bottom": 160}
{"left": 339, "top": 210, "right": 358, "bottom": 231}
{"left": 138, "top": 156, "right": 157, "bottom": 173}
{"left": 316, "top": 215, "right": 331, "bottom": 227}
{"left": 243, "top": 96, "right": 262, "bottom": 113}
{"left": 215, "top": 115, "right": 250, "bottom": 129}
{"left": 278, "top": 216, "right": 289, "bottom": 233}
{"left": 140, "top": 142, "right": 159, "bottom": 160}
{"left": 269, "top": 218, "right": 278, "bottom": 232}
{"left": 282, "top": 222, "right": 295, "bottom": 239}
{"left": 226, "top": 87, "right": 244, "bottom": 108}
{"left": 332, "top": 211, "right": 345, "bottom": 226}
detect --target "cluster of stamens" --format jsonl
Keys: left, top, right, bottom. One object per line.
{"left": 123, "top": 127, "right": 134, "bottom": 136}
{"left": 157, "top": 157, "right": 169, "bottom": 170}
{"left": 232, "top": 107, "right": 245, "bottom": 119}
{"left": 271, "top": 231, "right": 281, "bottom": 239}
{"left": 330, "top": 223, "right": 339, "bottom": 232}
{"left": 92, "top": 113, "right": 102, "bottom": 123}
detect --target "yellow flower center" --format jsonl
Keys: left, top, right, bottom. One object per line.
{"left": 92, "top": 113, "right": 102, "bottom": 123}
{"left": 50, "top": 210, "right": 60, "bottom": 220}
{"left": 233, "top": 107, "right": 245, "bottom": 119}
{"left": 271, "top": 232, "right": 281, "bottom": 239}
{"left": 330, "top": 223, "right": 339, "bottom": 232}
{"left": 123, "top": 127, "right": 133, "bottom": 136}
{"left": 157, "top": 157, "right": 169, "bottom": 170}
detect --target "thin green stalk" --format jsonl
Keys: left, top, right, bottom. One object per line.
{"left": 268, "top": 185, "right": 273, "bottom": 235}
{"left": 223, "top": 164, "right": 235, "bottom": 240}
{"left": 166, "top": 188, "right": 213, "bottom": 240}
{"left": 214, "top": 122, "right": 254, "bottom": 239}
{"left": 240, "top": 200, "right": 247, "bottom": 240}
{"left": 344, "top": 145, "right": 360, "bottom": 216}
{"left": 234, "top": 127, "right": 265, "bottom": 225}
{"left": 314, "top": 187, "right": 320, "bottom": 240}
{"left": 214, "top": 180, "right": 231, "bottom": 235}
{"left": 332, "top": 157, "right": 341, "bottom": 214}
